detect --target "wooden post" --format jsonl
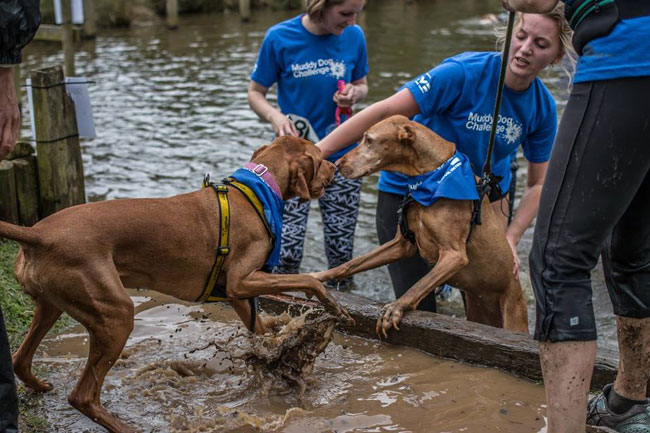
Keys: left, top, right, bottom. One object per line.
{"left": 239, "top": 0, "right": 251, "bottom": 21}
{"left": 0, "top": 161, "right": 19, "bottom": 224}
{"left": 61, "top": 0, "right": 76, "bottom": 76}
{"left": 31, "top": 66, "right": 85, "bottom": 217}
{"left": 166, "top": 0, "right": 179, "bottom": 29}
{"left": 83, "top": 0, "right": 97, "bottom": 38}
{"left": 12, "top": 157, "right": 40, "bottom": 226}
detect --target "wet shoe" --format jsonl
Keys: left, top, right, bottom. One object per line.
{"left": 587, "top": 383, "right": 650, "bottom": 432}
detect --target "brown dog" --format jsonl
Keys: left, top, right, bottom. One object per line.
{"left": 0, "top": 136, "right": 351, "bottom": 433}
{"left": 312, "top": 115, "right": 528, "bottom": 336}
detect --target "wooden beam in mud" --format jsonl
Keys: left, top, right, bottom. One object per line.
{"left": 258, "top": 290, "right": 619, "bottom": 391}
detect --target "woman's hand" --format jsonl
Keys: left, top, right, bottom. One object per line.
{"left": 333, "top": 83, "right": 361, "bottom": 107}
{"left": 269, "top": 111, "right": 298, "bottom": 137}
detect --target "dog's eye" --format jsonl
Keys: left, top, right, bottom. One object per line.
{"left": 363, "top": 133, "right": 373, "bottom": 145}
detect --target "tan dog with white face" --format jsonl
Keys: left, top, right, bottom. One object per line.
{"left": 312, "top": 115, "right": 529, "bottom": 337}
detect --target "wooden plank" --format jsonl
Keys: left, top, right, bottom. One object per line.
{"left": 31, "top": 65, "right": 85, "bottom": 217}
{"left": 33, "top": 24, "right": 82, "bottom": 43}
{"left": 12, "top": 157, "right": 40, "bottom": 226}
{"left": 0, "top": 161, "right": 19, "bottom": 224}
{"left": 258, "top": 290, "right": 619, "bottom": 390}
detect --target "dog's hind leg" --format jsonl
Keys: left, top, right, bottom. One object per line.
{"left": 12, "top": 299, "right": 62, "bottom": 392}
{"left": 464, "top": 293, "right": 504, "bottom": 329}
{"left": 65, "top": 270, "right": 136, "bottom": 433}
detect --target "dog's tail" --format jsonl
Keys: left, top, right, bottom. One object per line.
{"left": 0, "top": 220, "right": 40, "bottom": 246}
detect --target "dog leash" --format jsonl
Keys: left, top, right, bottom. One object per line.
{"left": 471, "top": 10, "right": 516, "bottom": 228}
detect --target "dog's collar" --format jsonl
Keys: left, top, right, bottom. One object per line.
{"left": 244, "top": 163, "right": 282, "bottom": 198}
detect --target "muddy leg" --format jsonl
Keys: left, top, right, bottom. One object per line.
{"left": 12, "top": 300, "right": 62, "bottom": 392}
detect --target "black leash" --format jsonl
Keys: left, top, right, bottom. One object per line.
{"left": 471, "top": 10, "right": 516, "bottom": 228}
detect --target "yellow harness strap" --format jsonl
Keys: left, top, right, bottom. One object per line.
{"left": 196, "top": 178, "right": 231, "bottom": 303}
{"left": 196, "top": 175, "right": 274, "bottom": 307}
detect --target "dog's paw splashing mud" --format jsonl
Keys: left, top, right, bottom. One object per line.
{"left": 246, "top": 312, "right": 337, "bottom": 394}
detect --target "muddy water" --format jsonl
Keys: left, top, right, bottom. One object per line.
{"left": 34, "top": 292, "right": 546, "bottom": 432}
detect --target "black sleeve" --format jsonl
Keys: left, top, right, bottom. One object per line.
{"left": 0, "top": 0, "right": 41, "bottom": 64}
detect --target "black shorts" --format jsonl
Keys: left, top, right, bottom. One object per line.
{"left": 530, "top": 76, "right": 650, "bottom": 342}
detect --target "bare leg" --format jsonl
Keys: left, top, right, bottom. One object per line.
{"left": 613, "top": 316, "right": 650, "bottom": 400}
{"left": 539, "top": 340, "right": 597, "bottom": 433}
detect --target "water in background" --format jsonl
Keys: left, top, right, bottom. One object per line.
{"left": 19, "top": 0, "right": 616, "bottom": 348}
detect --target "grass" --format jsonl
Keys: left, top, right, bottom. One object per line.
{"left": 0, "top": 239, "right": 74, "bottom": 432}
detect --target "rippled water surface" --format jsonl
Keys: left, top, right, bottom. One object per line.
{"left": 19, "top": 0, "right": 615, "bottom": 348}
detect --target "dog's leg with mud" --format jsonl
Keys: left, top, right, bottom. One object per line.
{"left": 227, "top": 268, "right": 354, "bottom": 330}
{"left": 310, "top": 232, "right": 417, "bottom": 283}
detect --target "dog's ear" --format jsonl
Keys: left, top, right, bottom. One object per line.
{"left": 397, "top": 124, "right": 416, "bottom": 146}
{"left": 250, "top": 145, "right": 269, "bottom": 161}
{"left": 290, "top": 155, "right": 312, "bottom": 201}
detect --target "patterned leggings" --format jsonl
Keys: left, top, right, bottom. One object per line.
{"left": 273, "top": 171, "right": 362, "bottom": 288}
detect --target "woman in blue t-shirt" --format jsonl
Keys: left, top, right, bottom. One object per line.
{"left": 317, "top": 4, "right": 572, "bottom": 312}
{"left": 509, "top": 0, "right": 650, "bottom": 432}
{"left": 248, "top": 0, "right": 369, "bottom": 287}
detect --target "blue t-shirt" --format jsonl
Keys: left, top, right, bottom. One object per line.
{"left": 251, "top": 15, "right": 369, "bottom": 162}
{"left": 564, "top": 1, "right": 650, "bottom": 83}
{"left": 378, "top": 52, "right": 557, "bottom": 197}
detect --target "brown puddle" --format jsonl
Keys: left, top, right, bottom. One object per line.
{"left": 30, "top": 291, "right": 548, "bottom": 432}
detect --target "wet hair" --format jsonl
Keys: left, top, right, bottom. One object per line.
{"left": 496, "top": 2, "right": 576, "bottom": 79}
{"left": 305, "top": 0, "right": 348, "bottom": 22}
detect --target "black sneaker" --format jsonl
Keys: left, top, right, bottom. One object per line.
{"left": 587, "top": 383, "right": 650, "bottom": 432}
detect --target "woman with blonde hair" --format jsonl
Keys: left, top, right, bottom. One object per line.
{"left": 317, "top": 3, "right": 572, "bottom": 312}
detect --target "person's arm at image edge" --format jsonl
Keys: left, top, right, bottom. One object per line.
{"left": 247, "top": 81, "right": 298, "bottom": 137}
{"left": 317, "top": 88, "right": 420, "bottom": 159}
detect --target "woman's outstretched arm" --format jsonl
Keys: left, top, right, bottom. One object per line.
{"left": 317, "top": 88, "right": 420, "bottom": 158}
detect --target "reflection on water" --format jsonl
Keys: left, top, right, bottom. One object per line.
{"left": 19, "top": 0, "right": 615, "bottom": 348}
{"left": 35, "top": 293, "right": 547, "bottom": 432}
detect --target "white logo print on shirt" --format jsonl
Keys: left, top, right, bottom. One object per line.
{"left": 465, "top": 112, "right": 523, "bottom": 145}
{"left": 290, "top": 59, "right": 347, "bottom": 79}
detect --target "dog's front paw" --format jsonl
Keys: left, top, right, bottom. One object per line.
{"left": 376, "top": 302, "right": 406, "bottom": 339}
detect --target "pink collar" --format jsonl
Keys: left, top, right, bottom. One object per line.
{"left": 244, "top": 163, "right": 283, "bottom": 198}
